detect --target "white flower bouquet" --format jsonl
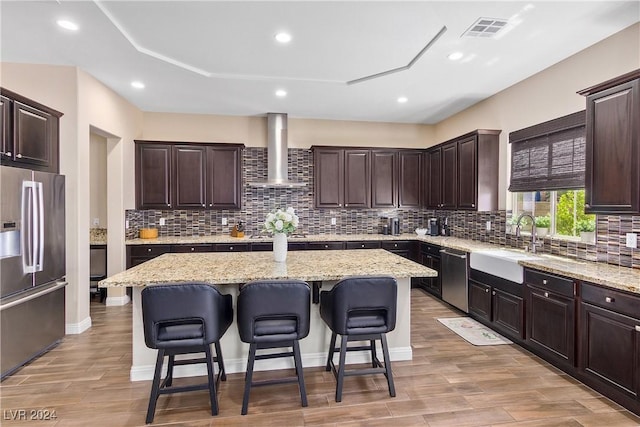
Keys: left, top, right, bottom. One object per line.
{"left": 263, "top": 207, "right": 299, "bottom": 235}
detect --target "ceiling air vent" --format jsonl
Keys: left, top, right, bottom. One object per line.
{"left": 462, "top": 18, "right": 509, "bottom": 38}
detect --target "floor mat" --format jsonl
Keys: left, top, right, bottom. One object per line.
{"left": 437, "top": 317, "right": 513, "bottom": 346}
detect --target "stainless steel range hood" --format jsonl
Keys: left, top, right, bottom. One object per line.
{"left": 248, "top": 113, "right": 307, "bottom": 188}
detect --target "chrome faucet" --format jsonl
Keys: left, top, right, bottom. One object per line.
{"left": 515, "top": 213, "right": 539, "bottom": 253}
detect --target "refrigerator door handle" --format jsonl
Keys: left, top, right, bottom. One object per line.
{"left": 0, "top": 281, "right": 67, "bottom": 312}
{"left": 35, "top": 181, "right": 44, "bottom": 272}
{"left": 21, "top": 181, "right": 35, "bottom": 273}
{"left": 21, "top": 180, "right": 43, "bottom": 274}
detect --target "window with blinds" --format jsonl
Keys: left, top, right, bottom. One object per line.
{"left": 509, "top": 110, "right": 586, "bottom": 192}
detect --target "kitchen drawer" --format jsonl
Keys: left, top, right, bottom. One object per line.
{"left": 421, "top": 243, "right": 441, "bottom": 257}
{"left": 308, "top": 242, "right": 344, "bottom": 250}
{"left": 345, "top": 241, "right": 381, "bottom": 249}
{"left": 581, "top": 282, "right": 639, "bottom": 319}
{"left": 170, "top": 244, "right": 213, "bottom": 253}
{"left": 381, "top": 240, "right": 412, "bottom": 251}
{"left": 525, "top": 269, "right": 575, "bottom": 298}
{"left": 129, "top": 245, "right": 171, "bottom": 257}
{"left": 213, "top": 243, "right": 250, "bottom": 252}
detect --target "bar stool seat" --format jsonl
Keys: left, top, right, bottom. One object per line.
{"left": 320, "top": 275, "right": 397, "bottom": 403}
{"left": 237, "top": 279, "right": 310, "bottom": 415}
{"left": 141, "top": 282, "right": 233, "bottom": 424}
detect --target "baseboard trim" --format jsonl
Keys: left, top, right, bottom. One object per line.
{"left": 65, "top": 316, "right": 91, "bottom": 335}
{"left": 105, "top": 294, "right": 130, "bottom": 306}
{"left": 130, "top": 346, "right": 412, "bottom": 382}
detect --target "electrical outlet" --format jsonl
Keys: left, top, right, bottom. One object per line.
{"left": 626, "top": 232, "right": 638, "bottom": 249}
{"left": 125, "top": 220, "right": 130, "bottom": 229}
{"left": 331, "top": 217, "right": 337, "bottom": 226}
{"left": 93, "top": 218, "right": 100, "bottom": 226}
{"left": 222, "top": 217, "right": 228, "bottom": 226}
{"left": 486, "top": 221, "right": 491, "bottom": 232}
{"left": 159, "top": 218, "right": 166, "bottom": 226}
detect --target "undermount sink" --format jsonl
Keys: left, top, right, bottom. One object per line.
{"left": 469, "top": 249, "right": 543, "bottom": 284}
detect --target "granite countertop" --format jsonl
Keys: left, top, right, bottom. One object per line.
{"left": 90, "top": 228, "right": 107, "bottom": 245}
{"left": 100, "top": 249, "right": 437, "bottom": 288}
{"left": 123, "top": 233, "right": 640, "bottom": 295}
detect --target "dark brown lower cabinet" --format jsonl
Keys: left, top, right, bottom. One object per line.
{"left": 416, "top": 243, "right": 441, "bottom": 297}
{"left": 468, "top": 269, "right": 524, "bottom": 341}
{"left": 126, "top": 245, "right": 171, "bottom": 269}
{"left": 525, "top": 269, "right": 576, "bottom": 369}
{"left": 579, "top": 282, "right": 640, "bottom": 413}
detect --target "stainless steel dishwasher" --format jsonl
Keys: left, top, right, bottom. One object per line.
{"left": 440, "top": 248, "right": 469, "bottom": 313}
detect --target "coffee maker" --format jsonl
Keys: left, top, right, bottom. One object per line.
{"left": 427, "top": 218, "right": 439, "bottom": 235}
{"left": 389, "top": 217, "right": 401, "bottom": 235}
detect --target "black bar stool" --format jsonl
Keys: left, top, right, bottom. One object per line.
{"left": 319, "top": 275, "right": 397, "bottom": 402}
{"left": 141, "top": 282, "right": 233, "bottom": 424}
{"left": 237, "top": 279, "right": 310, "bottom": 415}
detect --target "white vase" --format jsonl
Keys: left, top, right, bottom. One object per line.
{"left": 273, "top": 233, "right": 288, "bottom": 262}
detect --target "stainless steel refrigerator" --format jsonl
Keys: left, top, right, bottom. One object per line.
{"left": 0, "top": 165, "right": 66, "bottom": 379}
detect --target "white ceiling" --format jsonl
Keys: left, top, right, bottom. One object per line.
{"left": 1, "top": 1, "right": 639, "bottom": 124}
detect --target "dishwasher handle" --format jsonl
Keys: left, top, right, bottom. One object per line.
{"left": 439, "top": 249, "right": 467, "bottom": 259}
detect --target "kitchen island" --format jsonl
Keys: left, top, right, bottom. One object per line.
{"left": 100, "top": 249, "right": 437, "bottom": 381}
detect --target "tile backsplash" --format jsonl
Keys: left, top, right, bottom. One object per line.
{"left": 126, "top": 147, "right": 639, "bottom": 269}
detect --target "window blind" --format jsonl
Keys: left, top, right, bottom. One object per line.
{"left": 509, "top": 111, "right": 585, "bottom": 192}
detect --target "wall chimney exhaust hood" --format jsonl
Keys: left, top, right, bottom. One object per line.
{"left": 248, "top": 113, "right": 307, "bottom": 188}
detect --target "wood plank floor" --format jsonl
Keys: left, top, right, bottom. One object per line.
{"left": 2, "top": 289, "right": 639, "bottom": 426}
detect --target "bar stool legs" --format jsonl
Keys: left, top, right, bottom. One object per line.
{"left": 241, "top": 340, "right": 308, "bottom": 415}
{"left": 325, "top": 331, "right": 396, "bottom": 403}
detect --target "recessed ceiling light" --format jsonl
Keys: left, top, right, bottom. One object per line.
{"left": 57, "top": 20, "right": 79, "bottom": 31}
{"left": 397, "top": 97, "right": 408, "bottom": 103}
{"left": 275, "top": 32, "right": 292, "bottom": 43}
{"left": 448, "top": 52, "right": 464, "bottom": 61}
{"left": 131, "top": 81, "right": 145, "bottom": 89}
{"left": 275, "top": 89, "right": 287, "bottom": 97}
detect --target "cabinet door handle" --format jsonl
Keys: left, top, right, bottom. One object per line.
{"left": 585, "top": 203, "right": 590, "bottom": 208}
{"left": 345, "top": 204, "right": 348, "bottom": 207}
{"left": 492, "top": 291, "right": 496, "bottom": 295}
{"left": 5, "top": 151, "right": 11, "bottom": 156}
{"left": 636, "top": 326, "right": 640, "bottom": 332}
{"left": 605, "top": 296, "right": 614, "bottom": 303}
{"left": 544, "top": 292, "right": 549, "bottom": 298}
{"left": 338, "top": 204, "right": 342, "bottom": 207}
{"left": 209, "top": 203, "right": 213, "bottom": 207}
{"left": 542, "top": 279, "right": 547, "bottom": 285}
{"left": 485, "top": 288, "right": 489, "bottom": 293}
{"left": 471, "top": 203, "right": 475, "bottom": 208}
{"left": 16, "top": 153, "right": 22, "bottom": 158}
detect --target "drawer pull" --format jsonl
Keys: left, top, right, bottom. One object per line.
{"left": 544, "top": 292, "right": 549, "bottom": 298}
{"left": 324, "top": 245, "right": 328, "bottom": 248}
{"left": 605, "top": 296, "right": 614, "bottom": 303}
{"left": 361, "top": 244, "right": 365, "bottom": 248}
{"left": 191, "top": 247, "right": 195, "bottom": 252}
{"left": 229, "top": 246, "right": 233, "bottom": 250}
{"left": 542, "top": 279, "right": 547, "bottom": 285}
{"left": 394, "top": 244, "right": 398, "bottom": 247}
{"left": 16, "top": 153, "right": 22, "bottom": 158}
{"left": 147, "top": 248, "right": 152, "bottom": 252}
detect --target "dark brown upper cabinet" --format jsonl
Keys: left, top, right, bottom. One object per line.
{"left": 136, "top": 143, "right": 173, "bottom": 210}
{"left": 136, "top": 141, "right": 243, "bottom": 210}
{"left": 0, "top": 88, "right": 62, "bottom": 173}
{"left": 207, "top": 145, "right": 242, "bottom": 209}
{"left": 425, "top": 129, "right": 500, "bottom": 211}
{"left": 371, "top": 150, "right": 397, "bottom": 208}
{"left": 579, "top": 70, "right": 640, "bottom": 214}
{"left": 313, "top": 147, "right": 369, "bottom": 208}
{"left": 398, "top": 150, "right": 422, "bottom": 207}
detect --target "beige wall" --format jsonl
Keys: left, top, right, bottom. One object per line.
{"left": 1, "top": 62, "right": 143, "bottom": 331}
{"left": 89, "top": 132, "right": 108, "bottom": 227}
{"left": 142, "top": 112, "right": 435, "bottom": 149}
{"left": 434, "top": 22, "right": 640, "bottom": 209}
